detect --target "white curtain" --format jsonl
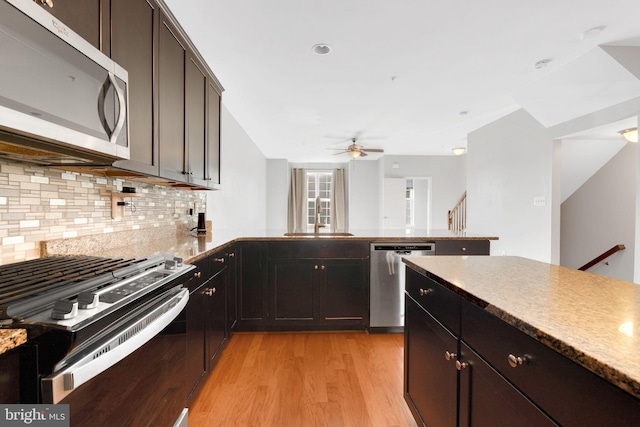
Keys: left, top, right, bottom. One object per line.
{"left": 287, "top": 168, "right": 307, "bottom": 232}
{"left": 331, "top": 169, "right": 348, "bottom": 232}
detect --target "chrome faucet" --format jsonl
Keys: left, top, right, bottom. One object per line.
{"left": 314, "top": 196, "right": 325, "bottom": 234}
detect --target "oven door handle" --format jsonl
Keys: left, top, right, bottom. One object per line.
{"left": 41, "top": 287, "right": 189, "bottom": 404}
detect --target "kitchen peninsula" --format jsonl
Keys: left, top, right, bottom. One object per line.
{"left": 403, "top": 255, "right": 640, "bottom": 426}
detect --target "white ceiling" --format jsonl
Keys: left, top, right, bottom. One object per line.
{"left": 163, "top": 0, "right": 640, "bottom": 162}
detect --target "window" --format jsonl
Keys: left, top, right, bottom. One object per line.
{"left": 307, "top": 171, "right": 332, "bottom": 229}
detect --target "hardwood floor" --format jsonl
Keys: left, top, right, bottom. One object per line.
{"left": 190, "top": 332, "right": 418, "bottom": 427}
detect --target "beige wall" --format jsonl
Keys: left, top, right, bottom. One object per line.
{"left": 0, "top": 160, "right": 206, "bottom": 265}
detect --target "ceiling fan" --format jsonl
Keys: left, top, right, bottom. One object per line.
{"left": 330, "top": 138, "right": 384, "bottom": 158}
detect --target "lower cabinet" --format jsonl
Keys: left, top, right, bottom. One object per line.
{"left": 404, "top": 296, "right": 458, "bottom": 427}
{"left": 185, "top": 252, "right": 228, "bottom": 404}
{"left": 236, "top": 241, "right": 269, "bottom": 331}
{"left": 268, "top": 241, "right": 369, "bottom": 330}
{"left": 405, "top": 266, "right": 640, "bottom": 427}
{"left": 269, "top": 258, "right": 368, "bottom": 329}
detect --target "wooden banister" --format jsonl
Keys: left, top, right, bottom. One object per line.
{"left": 448, "top": 191, "right": 467, "bottom": 232}
{"left": 578, "top": 244, "right": 625, "bottom": 271}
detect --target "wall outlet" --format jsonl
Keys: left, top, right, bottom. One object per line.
{"left": 533, "top": 196, "right": 546, "bottom": 206}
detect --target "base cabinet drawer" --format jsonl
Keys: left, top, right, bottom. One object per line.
{"left": 435, "top": 240, "right": 489, "bottom": 255}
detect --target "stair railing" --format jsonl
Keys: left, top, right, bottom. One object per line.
{"left": 448, "top": 191, "right": 467, "bottom": 232}
{"left": 578, "top": 244, "right": 625, "bottom": 271}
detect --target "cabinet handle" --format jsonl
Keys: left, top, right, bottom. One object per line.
{"left": 455, "top": 360, "right": 468, "bottom": 371}
{"left": 461, "top": 247, "right": 467, "bottom": 252}
{"left": 321, "top": 265, "right": 325, "bottom": 270}
{"left": 204, "top": 287, "right": 216, "bottom": 297}
{"left": 508, "top": 354, "right": 527, "bottom": 368}
{"left": 213, "top": 258, "right": 225, "bottom": 263}
{"left": 194, "top": 272, "right": 201, "bottom": 278}
{"left": 314, "top": 265, "right": 318, "bottom": 270}
{"left": 229, "top": 252, "right": 235, "bottom": 258}
{"left": 444, "top": 351, "right": 457, "bottom": 361}
{"left": 419, "top": 288, "right": 433, "bottom": 296}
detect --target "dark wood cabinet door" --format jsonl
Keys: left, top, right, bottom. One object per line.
{"left": 321, "top": 259, "right": 368, "bottom": 325}
{"left": 226, "top": 245, "right": 237, "bottom": 334}
{"left": 269, "top": 259, "right": 316, "bottom": 325}
{"left": 37, "top": 0, "right": 109, "bottom": 54}
{"left": 158, "top": 14, "right": 186, "bottom": 182}
{"left": 186, "top": 56, "right": 207, "bottom": 186}
{"left": 186, "top": 260, "right": 208, "bottom": 404}
{"left": 458, "top": 342, "right": 557, "bottom": 427}
{"left": 206, "top": 82, "right": 221, "bottom": 185}
{"left": 206, "top": 268, "right": 227, "bottom": 369}
{"left": 110, "top": 0, "right": 159, "bottom": 176}
{"left": 404, "top": 296, "right": 458, "bottom": 427}
{"left": 237, "top": 242, "right": 269, "bottom": 330}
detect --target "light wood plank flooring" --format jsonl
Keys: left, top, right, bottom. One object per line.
{"left": 190, "top": 332, "right": 418, "bottom": 427}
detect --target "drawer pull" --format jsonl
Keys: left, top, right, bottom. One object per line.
{"left": 455, "top": 360, "right": 468, "bottom": 371}
{"left": 419, "top": 288, "right": 433, "bottom": 296}
{"left": 213, "top": 257, "right": 225, "bottom": 263}
{"left": 194, "top": 272, "right": 201, "bottom": 278}
{"left": 461, "top": 247, "right": 467, "bottom": 252}
{"left": 444, "top": 351, "right": 457, "bottom": 361}
{"left": 204, "top": 287, "right": 216, "bottom": 297}
{"left": 508, "top": 354, "right": 527, "bottom": 368}
{"left": 314, "top": 265, "right": 318, "bottom": 270}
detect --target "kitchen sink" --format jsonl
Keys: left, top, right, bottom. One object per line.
{"left": 284, "top": 232, "right": 354, "bottom": 237}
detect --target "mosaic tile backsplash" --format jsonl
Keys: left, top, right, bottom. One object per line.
{"left": 0, "top": 160, "right": 207, "bottom": 264}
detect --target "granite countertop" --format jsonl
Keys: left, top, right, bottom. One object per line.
{"left": 403, "top": 255, "right": 640, "bottom": 399}
{"left": 41, "top": 228, "right": 498, "bottom": 264}
{"left": 0, "top": 328, "right": 27, "bottom": 356}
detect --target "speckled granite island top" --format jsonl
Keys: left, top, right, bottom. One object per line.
{"left": 0, "top": 328, "right": 26, "bottom": 356}
{"left": 403, "top": 255, "right": 640, "bottom": 399}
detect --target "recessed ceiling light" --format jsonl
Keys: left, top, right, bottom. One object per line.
{"left": 580, "top": 26, "right": 605, "bottom": 40}
{"left": 452, "top": 147, "right": 466, "bottom": 155}
{"left": 312, "top": 44, "right": 332, "bottom": 55}
{"left": 534, "top": 58, "right": 552, "bottom": 69}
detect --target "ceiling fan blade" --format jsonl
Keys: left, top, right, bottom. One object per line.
{"left": 358, "top": 151, "right": 368, "bottom": 157}
{"left": 332, "top": 151, "right": 349, "bottom": 155}
{"left": 362, "top": 148, "right": 384, "bottom": 153}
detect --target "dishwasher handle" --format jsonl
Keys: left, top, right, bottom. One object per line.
{"left": 41, "top": 287, "right": 189, "bottom": 404}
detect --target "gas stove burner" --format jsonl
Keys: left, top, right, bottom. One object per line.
{"left": 0, "top": 254, "right": 193, "bottom": 331}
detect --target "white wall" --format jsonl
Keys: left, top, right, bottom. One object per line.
{"left": 206, "top": 105, "right": 268, "bottom": 230}
{"left": 561, "top": 143, "right": 637, "bottom": 281}
{"left": 266, "top": 159, "right": 289, "bottom": 229}
{"left": 467, "top": 109, "right": 555, "bottom": 262}
{"left": 382, "top": 155, "right": 466, "bottom": 230}
{"left": 348, "top": 159, "right": 382, "bottom": 229}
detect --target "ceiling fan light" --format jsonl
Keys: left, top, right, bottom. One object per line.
{"left": 619, "top": 127, "right": 638, "bottom": 143}
{"left": 452, "top": 147, "right": 466, "bottom": 155}
{"left": 350, "top": 150, "right": 361, "bottom": 158}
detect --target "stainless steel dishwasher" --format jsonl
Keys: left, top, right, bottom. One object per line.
{"left": 370, "top": 242, "right": 436, "bottom": 332}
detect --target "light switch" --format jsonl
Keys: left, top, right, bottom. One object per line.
{"left": 533, "top": 196, "right": 546, "bottom": 206}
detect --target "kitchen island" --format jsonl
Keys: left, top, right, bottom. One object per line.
{"left": 403, "top": 255, "right": 640, "bottom": 426}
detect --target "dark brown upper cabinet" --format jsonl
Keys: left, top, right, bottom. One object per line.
{"left": 110, "top": 0, "right": 160, "bottom": 176}
{"left": 36, "top": 0, "right": 110, "bottom": 55}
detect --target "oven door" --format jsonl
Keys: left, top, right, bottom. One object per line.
{"left": 41, "top": 286, "right": 189, "bottom": 427}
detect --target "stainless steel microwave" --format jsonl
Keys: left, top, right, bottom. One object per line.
{"left": 0, "top": 0, "right": 129, "bottom": 164}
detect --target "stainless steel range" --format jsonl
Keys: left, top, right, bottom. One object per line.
{"left": 0, "top": 254, "right": 194, "bottom": 427}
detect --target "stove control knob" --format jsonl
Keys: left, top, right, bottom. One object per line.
{"left": 77, "top": 292, "right": 99, "bottom": 309}
{"left": 52, "top": 299, "right": 78, "bottom": 320}
{"left": 173, "top": 257, "right": 183, "bottom": 267}
{"left": 164, "top": 259, "right": 177, "bottom": 270}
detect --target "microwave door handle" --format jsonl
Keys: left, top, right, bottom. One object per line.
{"left": 41, "top": 288, "right": 189, "bottom": 404}
{"left": 108, "top": 71, "right": 127, "bottom": 145}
